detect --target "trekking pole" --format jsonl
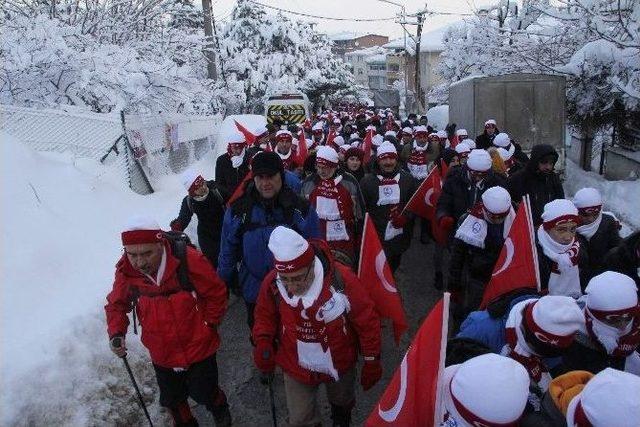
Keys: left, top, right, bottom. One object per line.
{"left": 267, "top": 377, "right": 278, "bottom": 427}
{"left": 120, "top": 353, "right": 154, "bottom": 427}
{"left": 263, "top": 349, "right": 278, "bottom": 427}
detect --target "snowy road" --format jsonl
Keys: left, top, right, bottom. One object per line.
{"left": 208, "top": 227, "right": 442, "bottom": 426}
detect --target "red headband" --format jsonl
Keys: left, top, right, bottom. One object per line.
{"left": 577, "top": 205, "right": 602, "bottom": 215}
{"left": 276, "top": 134, "right": 292, "bottom": 141}
{"left": 449, "top": 378, "right": 521, "bottom": 427}
{"left": 122, "top": 229, "right": 163, "bottom": 246}
{"left": 188, "top": 175, "right": 205, "bottom": 196}
{"left": 588, "top": 305, "right": 639, "bottom": 323}
{"left": 274, "top": 245, "right": 314, "bottom": 272}
{"left": 316, "top": 157, "right": 338, "bottom": 168}
{"left": 543, "top": 214, "right": 579, "bottom": 230}
{"left": 377, "top": 152, "right": 398, "bottom": 161}
{"left": 414, "top": 131, "right": 428, "bottom": 137}
{"left": 524, "top": 303, "right": 576, "bottom": 348}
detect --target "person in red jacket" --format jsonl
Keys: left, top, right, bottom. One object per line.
{"left": 105, "top": 215, "right": 231, "bottom": 427}
{"left": 252, "top": 226, "right": 382, "bottom": 427}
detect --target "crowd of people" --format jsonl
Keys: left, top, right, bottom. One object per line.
{"left": 104, "top": 107, "right": 640, "bottom": 426}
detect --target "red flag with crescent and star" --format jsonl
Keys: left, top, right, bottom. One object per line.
{"left": 295, "top": 129, "right": 309, "bottom": 166}
{"left": 403, "top": 165, "right": 445, "bottom": 220}
{"left": 479, "top": 195, "right": 540, "bottom": 309}
{"left": 366, "top": 293, "right": 450, "bottom": 427}
{"left": 234, "top": 120, "right": 256, "bottom": 146}
{"left": 357, "top": 213, "right": 408, "bottom": 344}
{"left": 362, "top": 128, "right": 375, "bottom": 165}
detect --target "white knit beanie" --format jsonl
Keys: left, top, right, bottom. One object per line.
{"left": 481, "top": 186, "right": 512, "bottom": 214}
{"left": 466, "top": 149, "right": 492, "bottom": 172}
{"left": 566, "top": 368, "right": 640, "bottom": 427}
{"left": 450, "top": 354, "right": 529, "bottom": 424}
{"left": 493, "top": 132, "right": 511, "bottom": 147}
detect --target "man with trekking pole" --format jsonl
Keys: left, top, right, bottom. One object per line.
{"left": 105, "top": 215, "right": 232, "bottom": 427}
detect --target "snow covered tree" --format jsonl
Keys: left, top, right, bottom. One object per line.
{"left": 217, "top": 0, "right": 358, "bottom": 113}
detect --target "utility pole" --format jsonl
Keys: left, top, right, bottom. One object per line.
{"left": 414, "top": 12, "right": 424, "bottom": 111}
{"left": 201, "top": 0, "right": 218, "bottom": 80}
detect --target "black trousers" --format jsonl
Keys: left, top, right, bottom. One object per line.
{"left": 153, "top": 354, "right": 226, "bottom": 412}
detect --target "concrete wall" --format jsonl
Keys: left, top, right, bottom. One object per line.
{"left": 605, "top": 147, "right": 640, "bottom": 180}
{"left": 449, "top": 74, "right": 566, "bottom": 150}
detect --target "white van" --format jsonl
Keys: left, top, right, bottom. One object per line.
{"left": 264, "top": 92, "right": 310, "bottom": 126}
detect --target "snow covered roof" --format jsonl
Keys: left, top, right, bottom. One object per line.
{"left": 345, "top": 45, "right": 388, "bottom": 59}
{"left": 328, "top": 31, "right": 363, "bottom": 41}
{"left": 365, "top": 53, "right": 387, "bottom": 64}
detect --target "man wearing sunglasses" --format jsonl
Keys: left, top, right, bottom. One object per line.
{"left": 562, "top": 271, "right": 640, "bottom": 375}
{"left": 475, "top": 119, "right": 500, "bottom": 150}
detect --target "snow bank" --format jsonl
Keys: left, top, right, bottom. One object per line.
{"left": 426, "top": 105, "right": 449, "bottom": 131}
{"left": 0, "top": 129, "right": 218, "bottom": 424}
{"left": 564, "top": 159, "right": 640, "bottom": 232}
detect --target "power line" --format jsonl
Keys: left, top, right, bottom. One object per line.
{"left": 244, "top": 0, "right": 397, "bottom": 22}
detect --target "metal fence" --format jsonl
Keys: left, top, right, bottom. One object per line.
{"left": 0, "top": 105, "right": 221, "bottom": 194}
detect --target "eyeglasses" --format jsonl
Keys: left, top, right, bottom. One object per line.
{"left": 278, "top": 266, "right": 313, "bottom": 285}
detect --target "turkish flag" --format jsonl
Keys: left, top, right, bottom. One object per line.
{"left": 366, "top": 293, "right": 450, "bottom": 427}
{"left": 234, "top": 120, "right": 256, "bottom": 146}
{"left": 479, "top": 196, "right": 540, "bottom": 309}
{"left": 326, "top": 129, "right": 337, "bottom": 150}
{"left": 403, "top": 166, "right": 444, "bottom": 220}
{"left": 295, "top": 129, "right": 308, "bottom": 166}
{"left": 357, "top": 213, "right": 408, "bottom": 344}
{"left": 225, "top": 171, "right": 253, "bottom": 208}
{"left": 362, "top": 128, "right": 375, "bottom": 164}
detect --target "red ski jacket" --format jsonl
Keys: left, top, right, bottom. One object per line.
{"left": 105, "top": 242, "right": 228, "bottom": 368}
{"left": 253, "top": 241, "right": 381, "bottom": 385}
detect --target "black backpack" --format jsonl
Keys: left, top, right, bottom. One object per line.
{"left": 162, "top": 230, "right": 195, "bottom": 292}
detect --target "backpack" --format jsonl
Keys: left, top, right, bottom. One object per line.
{"left": 162, "top": 230, "right": 196, "bottom": 292}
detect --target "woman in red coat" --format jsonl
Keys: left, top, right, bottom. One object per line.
{"left": 252, "top": 226, "right": 382, "bottom": 427}
{"left": 105, "top": 215, "right": 230, "bottom": 427}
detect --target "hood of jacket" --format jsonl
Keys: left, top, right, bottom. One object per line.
{"left": 526, "top": 144, "right": 559, "bottom": 175}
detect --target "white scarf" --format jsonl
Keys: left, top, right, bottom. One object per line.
{"left": 455, "top": 207, "right": 516, "bottom": 249}
{"left": 536, "top": 226, "right": 582, "bottom": 299}
{"left": 576, "top": 212, "right": 602, "bottom": 240}
{"left": 231, "top": 148, "right": 245, "bottom": 168}
{"left": 277, "top": 147, "right": 292, "bottom": 160}
{"left": 377, "top": 173, "right": 401, "bottom": 206}
{"left": 314, "top": 175, "right": 343, "bottom": 221}
{"left": 585, "top": 307, "right": 634, "bottom": 355}
{"left": 193, "top": 186, "right": 209, "bottom": 202}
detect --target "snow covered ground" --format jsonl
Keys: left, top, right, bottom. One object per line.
{"left": 564, "top": 159, "right": 640, "bottom": 233}
{"left": 0, "top": 129, "right": 216, "bottom": 425}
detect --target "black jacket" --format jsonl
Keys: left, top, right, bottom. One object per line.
{"left": 215, "top": 152, "right": 251, "bottom": 201}
{"left": 170, "top": 181, "right": 226, "bottom": 267}
{"left": 475, "top": 129, "right": 499, "bottom": 150}
{"left": 507, "top": 144, "right": 564, "bottom": 226}
{"left": 603, "top": 231, "right": 640, "bottom": 287}
{"left": 436, "top": 166, "right": 507, "bottom": 222}
{"left": 360, "top": 165, "right": 417, "bottom": 257}
{"left": 561, "top": 332, "right": 627, "bottom": 375}
{"left": 579, "top": 213, "right": 622, "bottom": 281}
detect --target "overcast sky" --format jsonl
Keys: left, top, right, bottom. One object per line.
{"left": 211, "top": 0, "right": 480, "bottom": 39}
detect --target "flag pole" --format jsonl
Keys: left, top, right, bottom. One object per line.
{"left": 357, "top": 213, "right": 369, "bottom": 278}
{"left": 433, "top": 292, "right": 450, "bottom": 426}
{"left": 524, "top": 195, "right": 541, "bottom": 292}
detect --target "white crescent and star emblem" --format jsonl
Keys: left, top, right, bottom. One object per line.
{"left": 492, "top": 237, "right": 514, "bottom": 276}
{"left": 424, "top": 188, "right": 435, "bottom": 207}
{"left": 375, "top": 250, "right": 398, "bottom": 293}
{"left": 378, "top": 353, "right": 408, "bottom": 422}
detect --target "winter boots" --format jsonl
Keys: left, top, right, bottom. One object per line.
{"left": 208, "top": 389, "right": 232, "bottom": 427}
